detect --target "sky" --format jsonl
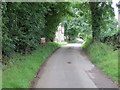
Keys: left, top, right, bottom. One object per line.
{"left": 112, "top": 0, "right": 119, "bottom": 20}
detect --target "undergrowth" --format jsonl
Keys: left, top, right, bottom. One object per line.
{"left": 2, "top": 42, "right": 66, "bottom": 88}
{"left": 82, "top": 37, "right": 119, "bottom": 85}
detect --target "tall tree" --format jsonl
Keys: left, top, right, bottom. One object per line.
{"left": 89, "top": 2, "right": 103, "bottom": 41}
{"left": 89, "top": 1, "right": 114, "bottom": 41}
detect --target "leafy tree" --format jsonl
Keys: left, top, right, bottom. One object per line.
{"left": 44, "top": 2, "right": 70, "bottom": 41}
{"left": 2, "top": 2, "right": 50, "bottom": 57}
{"left": 1, "top": 2, "right": 70, "bottom": 59}
{"left": 89, "top": 2, "right": 115, "bottom": 41}
{"left": 64, "top": 17, "right": 91, "bottom": 40}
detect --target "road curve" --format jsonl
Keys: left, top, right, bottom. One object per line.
{"left": 32, "top": 42, "right": 118, "bottom": 88}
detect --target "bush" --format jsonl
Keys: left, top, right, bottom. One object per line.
{"left": 3, "top": 42, "right": 64, "bottom": 88}
{"left": 2, "top": 3, "right": 49, "bottom": 56}
{"left": 83, "top": 41, "right": 119, "bottom": 84}
{"left": 82, "top": 35, "right": 92, "bottom": 48}
{"left": 2, "top": 2, "right": 70, "bottom": 62}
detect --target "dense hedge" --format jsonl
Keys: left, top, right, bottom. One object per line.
{"left": 2, "top": 2, "right": 69, "bottom": 59}
{"left": 101, "top": 32, "right": 120, "bottom": 49}
{"left": 2, "top": 3, "right": 49, "bottom": 56}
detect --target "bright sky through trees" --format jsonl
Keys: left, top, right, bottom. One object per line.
{"left": 112, "top": 0, "right": 119, "bottom": 20}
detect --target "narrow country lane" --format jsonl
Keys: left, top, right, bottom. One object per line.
{"left": 32, "top": 42, "right": 117, "bottom": 88}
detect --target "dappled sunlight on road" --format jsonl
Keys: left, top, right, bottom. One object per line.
{"left": 64, "top": 38, "right": 85, "bottom": 48}
{"left": 64, "top": 43, "right": 82, "bottom": 48}
{"left": 33, "top": 39, "right": 117, "bottom": 88}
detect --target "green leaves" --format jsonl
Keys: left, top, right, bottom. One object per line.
{"left": 2, "top": 2, "right": 50, "bottom": 56}
{"left": 89, "top": 2, "right": 116, "bottom": 41}
{"left": 44, "top": 2, "right": 70, "bottom": 41}
{"left": 2, "top": 2, "right": 71, "bottom": 58}
{"left": 2, "top": 2, "right": 118, "bottom": 58}
{"left": 64, "top": 16, "right": 92, "bottom": 40}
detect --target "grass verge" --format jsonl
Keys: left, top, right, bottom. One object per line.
{"left": 82, "top": 40, "right": 119, "bottom": 85}
{"left": 2, "top": 42, "right": 66, "bottom": 88}
{"left": 67, "top": 40, "right": 79, "bottom": 43}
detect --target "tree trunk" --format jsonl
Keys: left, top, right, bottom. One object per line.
{"left": 89, "top": 2, "right": 101, "bottom": 41}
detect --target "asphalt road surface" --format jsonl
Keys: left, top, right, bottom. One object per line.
{"left": 32, "top": 42, "right": 118, "bottom": 88}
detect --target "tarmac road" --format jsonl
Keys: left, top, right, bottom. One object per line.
{"left": 32, "top": 42, "right": 118, "bottom": 88}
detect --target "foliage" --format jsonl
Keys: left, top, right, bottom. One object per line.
{"left": 82, "top": 41, "right": 119, "bottom": 85}
{"left": 64, "top": 2, "right": 92, "bottom": 40}
{"left": 67, "top": 39, "right": 79, "bottom": 43}
{"left": 2, "top": 2, "right": 49, "bottom": 57}
{"left": 89, "top": 2, "right": 115, "bottom": 41}
{"left": 100, "top": 18, "right": 118, "bottom": 38}
{"left": 82, "top": 35, "right": 92, "bottom": 48}
{"left": 2, "top": 2, "right": 70, "bottom": 59}
{"left": 63, "top": 2, "right": 118, "bottom": 42}
{"left": 64, "top": 17, "right": 92, "bottom": 40}
{"left": 100, "top": 32, "right": 120, "bottom": 50}
{"left": 2, "top": 2, "right": 118, "bottom": 57}
{"left": 2, "top": 2, "right": 119, "bottom": 87}
{"left": 2, "top": 42, "right": 65, "bottom": 88}
{"left": 44, "top": 2, "right": 70, "bottom": 41}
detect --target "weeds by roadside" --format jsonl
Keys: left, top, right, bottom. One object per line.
{"left": 2, "top": 42, "right": 66, "bottom": 88}
{"left": 82, "top": 38, "right": 119, "bottom": 85}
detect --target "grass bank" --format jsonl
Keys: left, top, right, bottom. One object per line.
{"left": 67, "top": 40, "right": 79, "bottom": 43}
{"left": 82, "top": 39, "right": 119, "bottom": 85}
{"left": 3, "top": 42, "right": 66, "bottom": 88}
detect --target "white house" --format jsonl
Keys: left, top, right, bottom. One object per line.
{"left": 54, "top": 23, "right": 65, "bottom": 42}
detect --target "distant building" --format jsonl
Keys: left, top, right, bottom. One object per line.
{"left": 117, "top": 1, "right": 120, "bottom": 27}
{"left": 54, "top": 23, "right": 65, "bottom": 42}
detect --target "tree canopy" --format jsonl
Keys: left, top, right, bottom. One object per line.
{"left": 1, "top": 2, "right": 119, "bottom": 58}
{"left": 2, "top": 2, "right": 70, "bottom": 56}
